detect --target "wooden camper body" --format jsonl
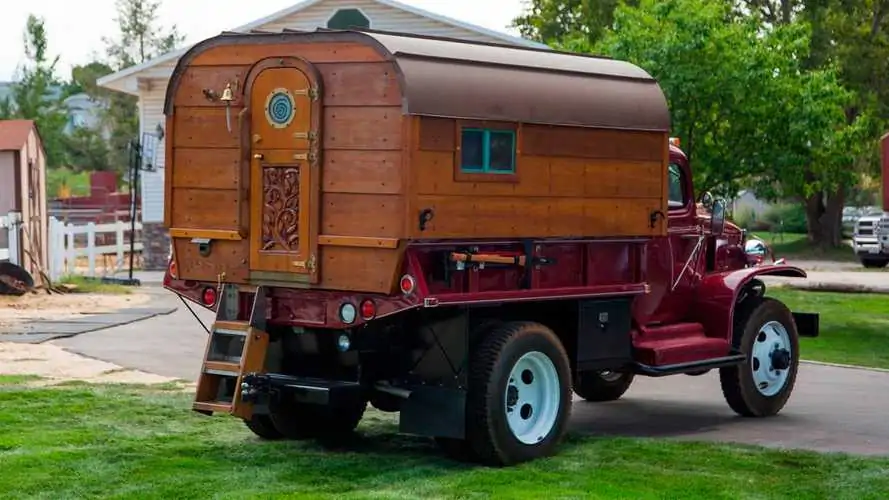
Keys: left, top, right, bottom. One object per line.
{"left": 163, "top": 29, "right": 672, "bottom": 295}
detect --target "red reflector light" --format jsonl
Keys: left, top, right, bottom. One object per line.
{"left": 202, "top": 286, "right": 218, "bottom": 307}
{"left": 169, "top": 259, "right": 178, "bottom": 280}
{"left": 359, "top": 299, "right": 376, "bottom": 320}
{"left": 399, "top": 274, "right": 416, "bottom": 295}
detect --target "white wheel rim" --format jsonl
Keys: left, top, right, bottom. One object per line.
{"left": 504, "top": 351, "right": 561, "bottom": 445}
{"left": 751, "top": 320, "right": 793, "bottom": 397}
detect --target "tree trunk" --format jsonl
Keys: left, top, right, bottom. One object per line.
{"left": 805, "top": 187, "right": 845, "bottom": 248}
{"left": 822, "top": 186, "right": 845, "bottom": 248}
{"left": 805, "top": 192, "right": 824, "bottom": 244}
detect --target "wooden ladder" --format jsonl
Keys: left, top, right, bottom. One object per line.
{"left": 192, "top": 285, "right": 269, "bottom": 419}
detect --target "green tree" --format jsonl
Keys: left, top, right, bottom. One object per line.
{"left": 512, "top": 0, "right": 639, "bottom": 46}
{"left": 736, "top": 0, "right": 889, "bottom": 245}
{"left": 100, "top": 0, "right": 184, "bottom": 171}
{"left": 64, "top": 61, "right": 115, "bottom": 98}
{"left": 59, "top": 62, "right": 117, "bottom": 173}
{"left": 0, "top": 14, "right": 68, "bottom": 169}
{"left": 588, "top": 0, "right": 830, "bottom": 198}
{"left": 514, "top": 0, "right": 872, "bottom": 247}
{"left": 60, "top": 126, "right": 112, "bottom": 173}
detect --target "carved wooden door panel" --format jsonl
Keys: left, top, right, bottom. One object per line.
{"left": 248, "top": 61, "right": 321, "bottom": 283}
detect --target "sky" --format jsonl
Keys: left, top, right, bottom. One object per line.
{"left": 0, "top": 0, "right": 531, "bottom": 81}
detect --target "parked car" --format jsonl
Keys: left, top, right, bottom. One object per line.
{"left": 852, "top": 212, "right": 889, "bottom": 268}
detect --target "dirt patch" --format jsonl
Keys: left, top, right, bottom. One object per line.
{"left": 0, "top": 292, "right": 151, "bottom": 329}
{"left": 0, "top": 342, "right": 191, "bottom": 388}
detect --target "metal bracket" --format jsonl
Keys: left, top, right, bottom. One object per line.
{"left": 191, "top": 237, "right": 213, "bottom": 257}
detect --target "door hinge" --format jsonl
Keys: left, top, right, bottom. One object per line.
{"left": 292, "top": 254, "right": 317, "bottom": 273}
{"left": 293, "top": 87, "right": 320, "bottom": 101}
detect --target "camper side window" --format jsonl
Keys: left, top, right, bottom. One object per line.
{"left": 668, "top": 163, "right": 686, "bottom": 209}
{"left": 460, "top": 128, "right": 516, "bottom": 174}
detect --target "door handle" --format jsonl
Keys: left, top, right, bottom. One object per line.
{"left": 253, "top": 153, "right": 264, "bottom": 160}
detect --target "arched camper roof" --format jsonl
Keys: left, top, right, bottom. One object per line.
{"left": 165, "top": 29, "right": 670, "bottom": 132}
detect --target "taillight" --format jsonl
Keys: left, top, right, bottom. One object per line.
{"left": 202, "top": 286, "right": 217, "bottom": 307}
{"left": 399, "top": 274, "right": 416, "bottom": 295}
{"left": 359, "top": 299, "right": 376, "bottom": 320}
{"left": 169, "top": 259, "right": 178, "bottom": 280}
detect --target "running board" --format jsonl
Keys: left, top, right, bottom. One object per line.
{"left": 633, "top": 350, "right": 746, "bottom": 377}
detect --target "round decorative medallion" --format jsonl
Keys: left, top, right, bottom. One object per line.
{"left": 265, "top": 88, "right": 296, "bottom": 128}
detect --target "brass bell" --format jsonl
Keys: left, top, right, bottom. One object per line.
{"left": 220, "top": 82, "right": 233, "bottom": 103}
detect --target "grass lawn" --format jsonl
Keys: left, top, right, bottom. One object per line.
{"left": 0, "top": 379, "right": 888, "bottom": 499}
{"left": 752, "top": 232, "right": 857, "bottom": 263}
{"left": 766, "top": 288, "right": 889, "bottom": 369}
{"left": 56, "top": 275, "right": 134, "bottom": 295}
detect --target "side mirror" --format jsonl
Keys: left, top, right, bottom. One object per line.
{"left": 711, "top": 198, "right": 727, "bottom": 236}
{"left": 699, "top": 191, "right": 714, "bottom": 210}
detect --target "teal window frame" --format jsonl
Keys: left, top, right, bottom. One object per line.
{"left": 459, "top": 127, "right": 516, "bottom": 174}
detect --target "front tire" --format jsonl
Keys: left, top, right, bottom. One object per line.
{"left": 573, "top": 369, "right": 634, "bottom": 402}
{"left": 720, "top": 297, "right": 799, "bottom": 417}
{"left": 465, "top": 321, "right": 572, "bottom": 466}
{"left": 861, "top": 257, "right": 889, "bottom": 269}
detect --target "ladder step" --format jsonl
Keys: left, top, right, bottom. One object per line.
{"left": 193, "top": 401, "right": 233, "bottom": 414}
{"left": 203, "top": 360, "right": 240, "bottom": 376}
{"left": 213, "top": 320, "right": 250, "bottom": 335}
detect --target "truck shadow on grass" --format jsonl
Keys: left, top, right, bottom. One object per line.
{"left": 269, "top": 398, "right": 788, "bottom": 461}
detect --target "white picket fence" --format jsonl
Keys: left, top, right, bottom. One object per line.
{"left": 48, "top": 217, "right": 143, "bottom": 281}
{"left": 0, "top": 212, "right": 22, "bottom": 265}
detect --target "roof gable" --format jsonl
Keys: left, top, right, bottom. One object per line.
{"left": 0, "top": 120, "right": 37, "bottom": 151}
{"left": 241, "top": 0, "right": 547, "bottom": 48}
{"left": 97, "top": 0, "right": 548, "bottom": 92}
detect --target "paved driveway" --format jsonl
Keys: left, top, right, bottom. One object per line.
{"left": 52, "top": 284, "right": 889, "bottom": 457}
{"left": 569, "top": 364, "right": 889, "bottom": 456}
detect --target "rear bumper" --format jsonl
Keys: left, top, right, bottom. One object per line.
{"left": 241, "top": 373, "right": 363, "bottom": 409}
{"left": 853, "top": 238, "right": 885, "bottom": 256}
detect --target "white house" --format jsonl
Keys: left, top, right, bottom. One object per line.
{"left": 96, "top": 0, "right": 548, "bottom": 270}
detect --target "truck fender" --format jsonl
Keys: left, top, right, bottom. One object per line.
{"left": 690, "top": 265, "right": 807, "bottom": 342}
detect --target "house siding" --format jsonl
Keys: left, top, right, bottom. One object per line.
{"left": 0, "top": 151, "right": 16, "bottom": 217}
{"left": 0, "top": 151, "right": 15, "bottom": 252}
{"left": 259, "top": 0, "right": 516, "bottom": 43}
{"left": 139, "top": 81, "right": 169, "bottom": 224}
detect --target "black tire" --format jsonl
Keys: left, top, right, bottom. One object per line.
{"left": 861, "top": 258, "right": 889, "bottom": 269}
{"left": 465, "top": 321, "right": 572, "bottom": 466}
{"left": 267, "top": 400, "right": 367, "bottom": 440}
{"left": 244, "top": 414, "right": 285, "bottom": 440}
{"left": 719, "top": 297, "right": 800, "bottom": 417}
{"left": 573, "top": 369, "right": 634, "bottom": 402}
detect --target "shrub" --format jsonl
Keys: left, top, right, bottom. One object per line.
{"left": 762, "top": 204, "right": 808, "bottom": 234}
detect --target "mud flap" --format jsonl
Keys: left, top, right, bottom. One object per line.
{"left": 792, "top": 312, "right": 820, "bottom": 337}
{"left": 399, "top": 385, "right": 466, "bottom": 440}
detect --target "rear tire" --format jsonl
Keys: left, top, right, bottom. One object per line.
{"left": 266, "top": 400, "right": 367, "bottom": 440}
{"left": 573, "top": 369, "right": 634, "bottom": 402}
{"left": 244, "top": 414, "right": 284, "bottom": 440}
{"left": 720, "top": 297, "right": 799, "bottom": 417}
{"left": 465, "top": 321, "right": 572, "bottom": 466}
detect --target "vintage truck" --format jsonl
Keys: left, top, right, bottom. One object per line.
{"left": 161, "top": 28, "right": 819, "bottom": 466}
